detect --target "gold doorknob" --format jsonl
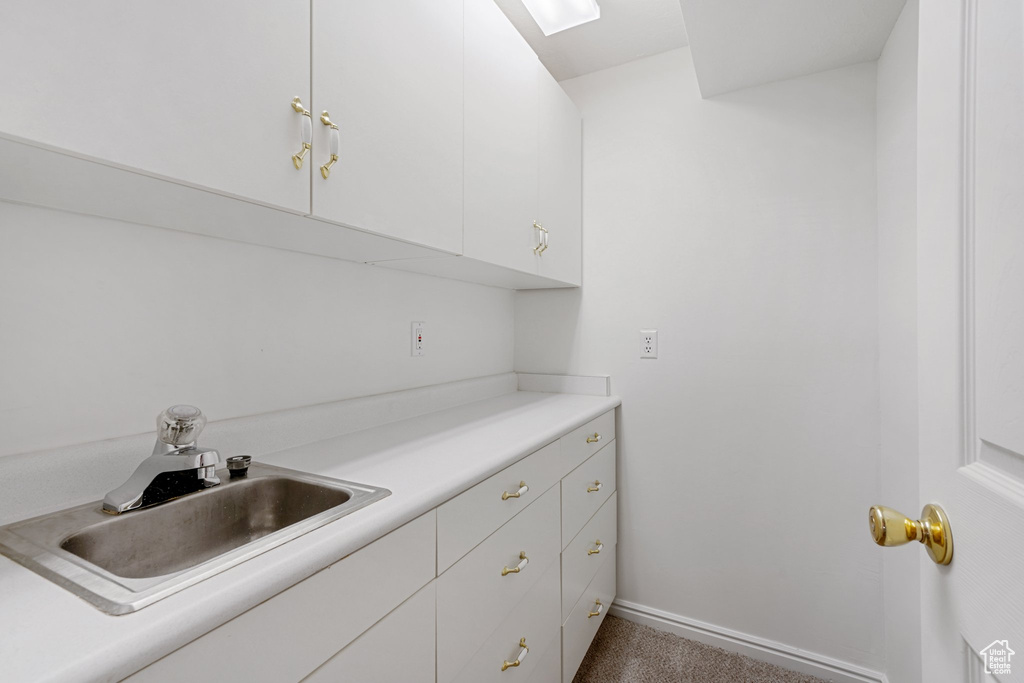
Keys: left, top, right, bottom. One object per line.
{"left": 868, "top": 504, "right": 953, "bottom": 565}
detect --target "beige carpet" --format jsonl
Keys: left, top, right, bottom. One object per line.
{"left": 572, "top": 616, "right": 832, "bottom": 683}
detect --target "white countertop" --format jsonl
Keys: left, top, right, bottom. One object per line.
{"left": 0, "top": 390, "right": 619, "bottom": 683}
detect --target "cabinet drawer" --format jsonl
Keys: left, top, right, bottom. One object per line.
{"left": 304, "top": 581, "right": 436, "bottom": 683}
{"left": 437, "top": 485, "right": 560, "bottom": 683}
{"left": 130, "top": 512, "right": 436, "bottom": 683}
{"left": 528, "top": 631, "right": 562, "bottom": 683}
{"left": 561, "top": 442, "right": 616, "bottom": 548}
{"left": 452, "top": 559, "right": 561, "bottom": 683}
{"left": 437, "top": 441, "right": 559, "bottom": 573}
{"left": 562, "top": 492, "right": 617, "bottom": 622}
{"left": 560, "top": 410, "right": 615, "bottom": 476}
{"left": 562, "top": 551, "right": 616, "bottom": 683}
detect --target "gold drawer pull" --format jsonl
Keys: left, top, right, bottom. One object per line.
{"left": 533, "top": 221, "right": 548, "bottom": 255}
{"left": 319, "top": 110, "right": 340, "bottom": 179}
{"left": 502, "top": 481, "right": 529, "bottom": 501}
{"left": 501, "top": 638, "right": 529, "bottom": 671}
{"left": 291, "top": 96, "right": 312, "bottom": 169}
{"left": 588, "top": 599, "right": 604, "bottom": 618}
{"left": 587, "top": 480, "right": 603, "bottom": 493}
{"left": 586, "top": 433, "right": 602, "bottom": 444}
{"left": 588, "top": 540, "right": 604, "bottom": 556}
{"left": 502, "top": 551, "right": 529, "bottom": 577}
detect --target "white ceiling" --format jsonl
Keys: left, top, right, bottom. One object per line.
{"left": 495, "top": 0, "right": 906, "bottom": 96}
{"left": 493, "top": 0, "right": 689, "bottom": 82}
{"left": 680, "top": 0, "right": 907, "bottom": 97}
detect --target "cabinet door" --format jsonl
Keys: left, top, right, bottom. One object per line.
{"left": 304, "top": 582, "right": 436, "bottom": 683}
{"left": 464, "top": 0, "right": 540, "bottom": 274}
{"left": 311, "top": 0, "right": 463, "bottom": 254}
{"left": 537, "top": 65, "right": 583, "bottom": 286}
{"left": 0, "top": 1, "right": 310, "bottom": 214}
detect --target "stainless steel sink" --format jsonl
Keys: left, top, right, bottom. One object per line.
{"left": 0, "top": 462, "right": 390, "bottom": 614}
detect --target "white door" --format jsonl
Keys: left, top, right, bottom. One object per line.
{"left": 463, "top": 0, "right": 540, "bottom": 275}
{"left": 917, "top": 1, "right": 1024, "bottom": 681}
{"left": 537, "top": 64, "right": 582, "bottom": 286}
{"left": 310, "top": 0, "right": 464, "bottom": 254}
{"left": 0, "top": 0, "right": 310, "bottom": 214}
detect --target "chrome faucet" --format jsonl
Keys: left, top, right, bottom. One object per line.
{"left": 102, "top": 405, "right": 221, "bottom": 514}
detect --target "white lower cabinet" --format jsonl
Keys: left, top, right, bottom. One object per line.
{"left": 530, "top": 633, "right": 563, "bottom": 682}
{"left": 451, "top": 560, "right": 561, "bottom": 683}
{"left": 436, "top": 441, "right": 561, "bottom": 574}
{"left": 562, "top": 552, "right": 616, "bottom": 683}
{"left": 437, "top": 484, "right": 561, "bottom": 683}
{"left": 560, "top": 412, "right": 616, "bottom": 477}
{"left": 128, "top": 511, "right": 436, "bottom": 683}
{"left": 303, "top": 581, "right": 436, "bottom": 683}
{"left": 561, "top": 442, "right": 616, "bottom": 547}
{"left": 562, "top": 493, "right": 618, "bottom": 620}
{"left": 127, "top": 410, "right": 617, "bottom": 683}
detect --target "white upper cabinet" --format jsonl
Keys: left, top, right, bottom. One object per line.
{"left": 311, "top": 0, "right": 464, "bottom": 255}
{"left": 0, "top": 1, "right": 311, "bottom": 215}
{"left": 463, "top": 0, "right": 541, "bottom": 274}
{"left": 0, "top": 0, "right": 582, "bottom": 289}
{"left": 536, "top": 65, "right": 582, "bottom": 286}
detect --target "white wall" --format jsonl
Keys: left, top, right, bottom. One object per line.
{"left": 875, "top": 2, "right": 921, "bottom": 682}
{"left": 0, "top": 201, "right": 515, "bottom": 458}
{"left": 515, "top": 49, "right": 883, "bottom": 670}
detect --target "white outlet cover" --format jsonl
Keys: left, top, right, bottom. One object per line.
{"left": 640, "top": 329, "right": 658, "bottom": 359}
{"left": 412, "top": 321, "right": 425, "bottom": 357}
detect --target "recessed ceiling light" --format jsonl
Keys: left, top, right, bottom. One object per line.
{"left": 520, "top": 0, "right": 601, "bottom": 36}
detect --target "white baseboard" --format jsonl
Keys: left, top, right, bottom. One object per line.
{"left": 609, "top": 599, "right": 888, "bottom": 683}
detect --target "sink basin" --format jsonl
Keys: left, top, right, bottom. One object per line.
{"left": 0, "top": 462, "right": 390, "bottom": 614}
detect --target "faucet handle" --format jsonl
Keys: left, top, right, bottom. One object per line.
{"left": 157, "top": 405, "right": 207, "bottom": 446}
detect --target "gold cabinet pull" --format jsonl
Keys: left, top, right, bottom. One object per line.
{"left": 587, "top": 599, "right": 604, "bottom": 619}
{"left": 319, "top": 110, "right": 340, "bottom": 179}
{"left": 291, "top": 96, "right": 312, "bottom": 169}
{"left": 587, "top": 540, "right": 603, "bottom": 556}
{"left": 586, "top": 433, "right": 601, "bottom": 444}
{"left": 868, "top": 504, "right": 953, "bottom": 565}
{"left": 586, "top": 480, "right": 603, "bottom": 493}
{"left": 533, "top": 221, "right": 548, "bottom": 254}
{"left": 501, "top": 638, "right": 529, "bottom": 671}
{"left": 502, "top": 481, "right": 528, "bottom": 501}
{"left": 501, "top": 551, "right": 529, "bottom": 577}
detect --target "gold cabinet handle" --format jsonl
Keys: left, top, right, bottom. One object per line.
{"left": 319, "top": 110, "right": 340, "bottom": 179}
{"left": 502, "top": 481, "right": 528, "bottom": 501}
{"left": 291, "top": 96, "right": 312, "bottom": 169}
{"left": 501, "top": 551, "right": 529, "bottom": 577}
{"left": 533, "top": 221, "right": 548, "bottom": 254}
{"left": 587, "top": 480, "right": 603, "bottom": 493}
{"left": 586, "top": 433, "right": 601, "bottom": 444}
{"left": 501, "top": 638, "right": 529, "bottom": 671}
{"left": 868, "top": 504, "right": 953, "bottom": 565}
{"left": 588, "top": 600, "right": 604, "bottom": 618}
{"left": 587, "top": 540, "right": 604, "bottom": 556}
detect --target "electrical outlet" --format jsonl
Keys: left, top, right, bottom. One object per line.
{"left": 411, "top": 321, "right": 425, "bottom": 356}
{"left": 640, "top": 329, "right": 658, "bottom": 359}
